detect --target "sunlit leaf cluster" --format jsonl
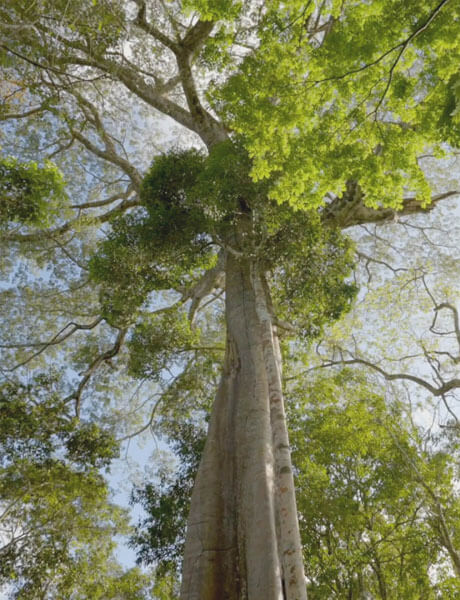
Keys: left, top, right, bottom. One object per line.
{"left": 0, "top": 158, "right": 66, "bottom": 227}
{"left": 215, "top": 0, "right": 460, "bottom": 209}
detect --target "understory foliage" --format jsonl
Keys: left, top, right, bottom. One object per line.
{"left": 289, "top": 371, "right": 460, "bottom": 599}
{"left": 0, "top": 375, "right": 149, "bottom": 599}
{"left": 130, "top": 421, "right": 205, "bottom": 575}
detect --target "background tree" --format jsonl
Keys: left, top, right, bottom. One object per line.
{"left": 289, "top": 371, "right": 460, "bottom": 599}
{"left": 0, "top": 374, "right": 151, "bottom": 599}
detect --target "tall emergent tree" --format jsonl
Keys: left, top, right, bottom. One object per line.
{"left": 1, "top": 1, "right": 460, "bottom": 598}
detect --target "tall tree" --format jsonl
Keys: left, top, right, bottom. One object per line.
{"left": 1, "top": 1, "right": 460, "bottom": 599}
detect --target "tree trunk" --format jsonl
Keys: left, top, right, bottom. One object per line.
{"left": 180, "top": 251, "right": 307, "bottom": 600}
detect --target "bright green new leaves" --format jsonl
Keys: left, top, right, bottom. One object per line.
{"left": 0, "top": 158, "right": 66, "bottom": 227}
{"left": 215, "top": 0, "right": 460, "bottom": 210}
{"left": 183, "top": 0, "right": 241, "bottom": 21}
{"left": 438, "top": 73, "right": 460, "bottom": 146}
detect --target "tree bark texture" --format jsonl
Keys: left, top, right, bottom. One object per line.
{"left": 180, "top": 252, "right": 307, "bottom": 600}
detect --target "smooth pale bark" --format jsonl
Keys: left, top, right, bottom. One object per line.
{"left": 251, "top": 269, "right": 307, "bottom": 600}
{"left": 180, "top": 251, "right": 306, "bottom": 600}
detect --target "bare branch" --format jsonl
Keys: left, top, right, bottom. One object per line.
{"left": 314, "top": 357, "right": 460, "bottom": 398}
{"left": 0, "top": 103, "right": 50, "bottom": 121}
{"left": 70, "top": 186, "right": 133, "bottom": 210}
{"left": 117, "top": 394, "right": 163, "bottom": 443}
{"left": 181, "top": 19, "right": 215, "bottom": 54}
{"left": 3, "top": 316, "right": 104, "bottom": 371}
{"left": 70, "top": 328, "right": 127, "bottom": 417}
{"left": 70, "top": 126, "right": 142, "bottom": 190}
{"left": 133, "top": 1, "right": 178, "bottom": 51}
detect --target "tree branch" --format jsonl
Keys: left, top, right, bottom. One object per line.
{"left": 133, "top": 1, "right": 179, "bottom": 51}
{"left": 70, "top": 126, "right": 142, "bottom": 190}
{"left": 1, "top": 194, "right": 139, "bottom": 243}
{"left": 69, "top": 328, "right": 127, "bottom": 417}
{"left": 68, "top": 53, "right": 200, "bottom": 135}
{"left": 181, "top": 251, "right": 225, "bottom": 323}
{"left": 323, "top": 189, "right": 459, "bottom": 229}
{"left": 3, "top": 316, "right": 104, "bottom": 371}
{"left": 314, "top": 357, "right": 460, "bottom": 398}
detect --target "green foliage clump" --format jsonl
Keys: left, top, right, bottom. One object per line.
{"left": 89, "top": 142, "right": 250, "bottom": 325}
{"left": 214, "top": 1, "right": 460, "bottom": 209}
{"left": 89, "top": 148, "right": 217, "bottom": 326}
{"left": 0, "top": 375, "right": 118, "bottom": 469}
{"left": 91, "top": 140, "right": 355, "bottom": 335}
{"left": 140, "top": 149, "right": 209, "bottom": 238}
{"left": 268, "top": 211, "right": 357, "bottom": 339}
{"left": 128, "top": 307, "right": 201, "bottom": 380}
{"left": 0, "top": 158, "right": 66, "bottom": 226}
{"left": 0, "top": 375, "right": 139, "bottom": 599}
{"left": 65, "top": 422, "right": 119, "bottom": 468}
{"left": 199, "top": 26, "right": 236, "bottom": 70}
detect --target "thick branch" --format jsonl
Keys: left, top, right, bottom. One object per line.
{"left": 181, "top": 19, "right": 215, "bottom": 54}
{"left": 134, "top": 1, "right": 178, "bottom": 51}
{"left": 1, "top": 194, "right": 139, "bottom": 242}
{"left": 0, "top": 103, "right": 50, "bottom": 121}
{"left": 323, "top": 188, "right": 459, "bottom": 228}
{"left": 181, "top": 251, "right": 225, "bottom": 322}
{"left": 136, "top": 6, "right": 227, "bottom": 147}
{"left": 68, "top": 53, "right": 199, "bottom": 132}
{"left": 433, "top": 303, "right": 460, "bottom": 346}
{"left": 70, "top": 187, "right": 133, "bottom": 210}
{"left": 175, "top": 19, "right": 228, "bottom": 147}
